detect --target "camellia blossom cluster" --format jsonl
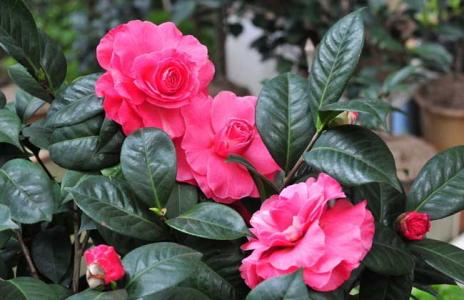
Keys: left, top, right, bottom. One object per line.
{"left": 240, "top": 173, "right": 375, "bottom": 291}
{"left": 96, "top": 20, "right": 280, "bottom": 203}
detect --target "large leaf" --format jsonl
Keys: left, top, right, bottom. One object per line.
{"left": 166, "top": 183, "right": 198, "bottom": 219}
{"left": 0, "top": 204, "right": 19, "bottom": 232}
{"left": 0, "top": 277, "right": 59, "bottom": 300}
{"left": 304, "top": 126, "right": 402, "bottom": 191}
{"left": 0, "top": 109, "right": 21, "bottom": 149}
{"left": 407, "top": 146, "right": 464, "bottom": 219}
{"left": 66, "top": 289, "right": 128, "bottom": 300}
{"left": 14, "top": 89, "right": 45, "bottom": 122}
{"left": 60, "top": 170, "right": 90, "bottom": 203}
{"left": 47, "top": 94, "right": 103, "bottom": 128}
{"left": 246, "top": 270, "right": 309, "bottom": 300}
{"left": 31, "top": 226, "right": 72, "bottom": 283}
{"left": 39, "top": 31, "right": 67, "bottom": 90}
{"left": 354, "top": 183, "right": 405, "bottom": 227}
{"left": 71, "top": 176, "right": 167, "bottom": 241}
{"left": 410, "top": 239, "right": 464, "bottom": 284}
{"left": 359, "top": 269, "right": 412, "bottom": 300}
{"left": 121, "top": 128, "right": 176, "bottom": 208}
{"left": 414, "top": 257, "right": 455, "bottom": 285}
{"left": 0, "top": 159, "right": 55, "bottom": 224}
{"left": 8, "top": 65, "right": 52, "bottom": 102}
{"left": 166, "top": 202, "right": 250, "bottom": 240}
{"left": 144, "top": 287, "right": 209, "bottom": 300}
{"left": 308, "top": 9, "right": 365, "bottom": 123}
{"left": 364, "top": 224, "right": 414, "bottom": 276}
{"left": 0, "top": 0, "right": 41, "bottom": 78}
{"left": 96, "top": 119, "right": 124, "bottom": 153}
{"left": 256, "top": 73, "right": 314, "bottom": 172}
{"left": 123, "top": 242, "right": 202, "bottom": 299}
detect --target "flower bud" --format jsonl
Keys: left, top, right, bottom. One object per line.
{"left": 396, "top": 212, "right": 431, "bottom": 240}
{"left": 84, "top": 245, "right": 125, "bottom": 288}
{"left": 330, "top": 111, "right": 359, "bottom": 127}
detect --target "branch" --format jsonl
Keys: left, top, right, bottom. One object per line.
{"left": 15, "top": 230, "right": 39, "bottom": 279}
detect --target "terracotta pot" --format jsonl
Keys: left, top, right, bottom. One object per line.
{"left": 415, "top": 77, "right": 464, "bottom": 151}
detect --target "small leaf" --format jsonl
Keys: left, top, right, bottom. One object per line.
{"left": 66, "top": 289, "right": 128, "bottom": 300}
{"left": 256, "top": 73, "right": 314, "bottom": 173}
{"left": 47, "top": 95, "right": 103, "bottom": 128}
{"left": 0, "top": 109, "right": 22, "bottom": 149}
{"left": 359, "top": 269, "right": 412, "bottom": 300}
{"left": 71, "top": 176, "right": 168, "bottom": 241}
{"left": 31, "top": 226, "right": 72, "bottom": 283}
{"left": 227, "top": 155, "right": 279, "bottom": 200}
{"left": 246, "top": 270, "right": 309, "bottom": 300}
{"left": 0, "top": 159, "right": 55, "bottom": 224}
{"left": 407, "top": 146, "right": 464, "bottom": 219}
{"left": 308, "top": 9, "right": 365, "bottom": 124}
{"left": 60, "top": 170, "right": 90, "bottom": 203}
{"left": 121, "top": 128, "right": 176, "bottom": 208}
{"left": 14, "top": 89, "right": 45, "bottom": 122}
{"left": 0, "top": 204, "right": 18, "bottom": 232}
{"left": 166, "top": 183, "right": 198, "bottom": 219}
{"left": 410, "top": 239, "right": 464, "bottom": 284}
{"left": 0, "top": 277, "right": 59, "bottom": 300}
{"left": 123, "top": 242, "right": 202, "bottom": 299}
{"left": 8, "top": 65, "right": 52, "bottom": 102}
{"left": 364, "top": 224, "right": 414, "bottom": 276}
{"left": 166, "top": 202, "right": 250, "bottom": 240}
{"left": 304, "top": 126, "right": 402, "bottom": 191}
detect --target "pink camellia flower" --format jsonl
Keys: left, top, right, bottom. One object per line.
{"left": 84, "top": 245, "right": 125, "bottom": 287}
{"left": 95, "top": 20, "right": 214, "bottom": 137}
{"left": 396, "top": 212, "right": 431, "bottom": 241}
{"left": 180, "top": 91, "right": 280, "bottom": 203}
{"left": 239, "top": 173, "right": 375, "bottom": 292}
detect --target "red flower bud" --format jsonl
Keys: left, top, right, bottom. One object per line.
{"left": 330, "top": 111, "right": 359, "bottom": 127}
{"left": 396, "top": 212, "right": 431, "bottom": 240}
{"left": 84, "top": 245, "right": 125, "bottom": 286}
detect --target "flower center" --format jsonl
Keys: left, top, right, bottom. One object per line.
{"left": 282, "top": 217, "right": 304, "bottom": 242}
{"left": 214, "top": 119, "right": 254, "bottom": 157}
{"left": 157, "top": 65, "right": 185, "bottom": 95}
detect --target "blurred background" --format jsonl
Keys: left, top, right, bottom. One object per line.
{"left": 1, "top": 1, "right": 464, "bottom": 295}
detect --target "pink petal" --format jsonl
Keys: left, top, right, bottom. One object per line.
{"left": 137, "top": 103, "right": 185, "bottom": 138}
{"left": 211, "top": 91, "right": 256, "bottom": 133}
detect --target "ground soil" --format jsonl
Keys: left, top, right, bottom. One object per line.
{"left": 419, "top": 74, "right": 464, "bottom": 109}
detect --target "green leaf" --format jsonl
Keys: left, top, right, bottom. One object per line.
{"left": 47, "top": 95, "right": 103, "bottom": 128}
{"left": 304, "top": 126, "right": 402, "bottom": 191}
{"left": 382, "top": 66, "right": 418, "bottom": 95}
{"left": 166, "top": 183, "right": 198, "bottom": 219}
{"left": 246, "top": 270, "right": 309, "bottom": 300}
{"left": 49, "top": 284, "right": 71, "bottom": 299}
{"left": 227, "top": 155, "right": 279, "bottom": 200}
{"left": 31, "top": 226, "right": 72, "bottom": 283}
{"left": 166, "top": 202, "right": 250, "bottom": 240}
{"left": 121, "top": 128, "right": 176, "bottom": 208}
{"left": 22, "top": 120, "right": 52, "bottom": 149}
{"left": 96, "top": 225, "right": 146, "bottom": 256}
{"left": 0, "top": 109, "right": 22, "bottom": 149}
{"left": 14, "top": 89, "right": 45, "bottom": 122}
{"left": 66, "top": 289, "right": 128, "bottom": 300}
{"left": 61, "top": 170, "right": 90, "bottom": 203}
{"left": 71, "top": 176, "right": 167, "bottom": 241}
{"left": 39, "top": 31, "right": 66, "bottom": 90}
{"left": 354, "top": 183, "right": 405, "bottom": 227}
{"left": 414, "top": 257, "right": 455, "bottom": 285}
{"left": 0, "top": 91, "right": 6, "bottom": 109}
{"left": 0, "top": 0, "right": 41, "bottom": 78}
{"left": 410, "top": 239, "right": 464, "bottom": 284}
{"left": 359, "top": 269, "right": 412, "bottom": 300}
{"left": 144, "top": 287, "right": 209, "bottom": 300}
{"left": 0, "top": 204, "right": 18, "bottom": 232}
{"left": 0, "top": 159, "right": 55, "bottom": 224}
{"left": 96, "top": 119, "right": 124, "bottom": 154}
{"left": 308, "top": 9, "right": 365, "bottom": 124}
{"left": 0, "top": 277, "right": 59, "bottom": 300}
{"left": 256, "top": 73, "right": 314, "bottom": 173}
{"left": 320, "top": 99, "right": 397, "bottom": 130}
{"left": 364, "top": 224, "right": 414, "bottom": 276}
{"left": 171, "top": 0, "right": 197, "bottom": 23}
{"left": 407, "top": 146, "right": 464, "bottom": 219}
{"left": 8, "top": 65, "right": 52, "bottom": 102}
{"left": 123, "top": 242, "right": 202, "bottom": 299}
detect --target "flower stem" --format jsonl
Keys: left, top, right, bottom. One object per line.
{"left": 15, "top": 230, "right": 39, "bottom": 279}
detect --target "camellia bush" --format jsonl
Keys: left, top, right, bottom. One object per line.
{"left": 1, "top": 1, "right": 464, "bottom": 299}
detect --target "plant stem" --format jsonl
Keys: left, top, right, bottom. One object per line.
{"left": 15, "top": 230, "right": 39, "bottom": 279}
{"left": 283, "top": 130, "right": 322, "bottom": 186}
{"left": 32, "top": 151, "right": 54, "bottom": 180}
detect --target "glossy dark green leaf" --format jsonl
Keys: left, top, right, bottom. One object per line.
{"left": 414, "top": 257, "right": 455, "bottom": 285}
{"left": 71, "top": 176, "right": 167, "bottom": 241}
{"left": 407, "top": 146, "right": 464, "bottom": 219}
{"left": 123, "top": 242, "right": 202, "bottom": 299}
{"left": 320, "top": 99, "right": 396, "bottom": 130}
{"left": 47, "top": 95, "right": 103, "bottom": 128}
{"left": 353, "top": 183, "right": 405, "bottom": 227}
{"left": 359, "top": 269, "right": 412, "bottom": 300}
{"left": 0, "top": 277, "right": 59, "bottom": 300}
{"left": 31, "top": 226, "right": 72, "bottom": 283}
{"left": 308, "top": 9, "right": 365, "bottom": 123}
{"left": 144, "top": 287, "right": 209, "bottom": 300}
{"left": 0, "top": 204, "right": 19, "bottom": 232}
{"left": 61, "top": 170, "right": 90, "bottom": 203}
{"left": 227, "top": 155, "right": 279, "bottom": 200}
{"left": 256, "top": 73, "right": 314, "bottom": 172}
{"left": 96, "top": 225, "right": 146, "bottom": 256}
{"left": 166, "top": 202, "right": 250, "bottom": 240}
{"left": 0, "top": 109, "right": 22, "bottom": 149}
{"left": 49, "top": 284, "right": 71, "bottom": 299}
{"left": 22, "top": 120, "right": 52, "bottom": 149}
{"left": 0, "top": 159, "right": 55, "bottom": 224}
{"left": 8, "top": 65, "right": 52, "bottom": 102}
{"left": 66, "top": 289, "right": 128, "bottom": 300}
{"left": 0, "top": 91, "right": 5, "bottom": 109}
{"left": 80, "top": 213, "right": 97, "bottom": 233}
{"left": 96, "top": 119, "right": 124, "bottom": 153}
{"left": 14, "top": 89, "right": 45, "bottom": 122}
{"left": 166, "top": 183, "right": 198, "bottom": 219}
{"left": 246, "top": 270, "right": 309, "bottom": 300}
{"left": 304, "top": 126, "right": 402, "bottom": 191}
{"left": 39, "top": 31, "right": 67, "bottom": 90}
{"left": 121, "top": 128, "right": 176, "bottom": 208}
{"left": 364, "top": 224, "right": 414, "bottom": 276}
{"left": 410, "top": 239, "right": 464, "bottom": 284}
{"left": 0, "top": 0, "right": 41, "bottom": 78}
